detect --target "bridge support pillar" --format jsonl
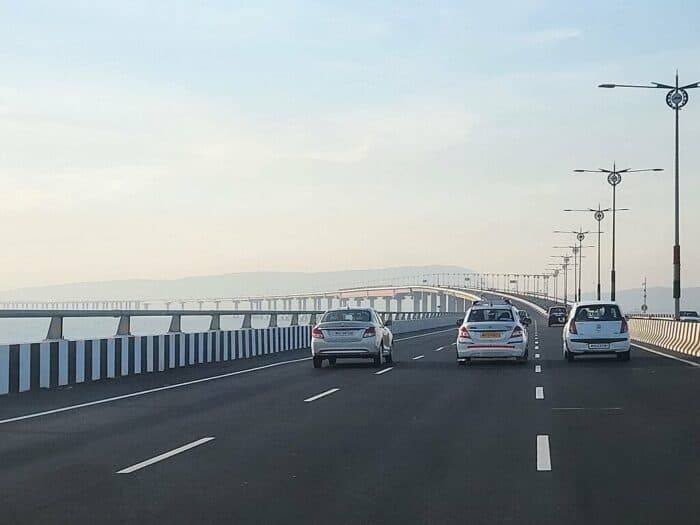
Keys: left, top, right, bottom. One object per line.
{"left": 326, "top": 297, "right": 334, "bottom": 310}
{"left": 384, "top": 297, "right": 392, "bottom": 312}
{"left": 355, "top": 298, "right": 363, "bottom": 307}
{"left": 46, "top": 316, "right": 64, "bottom": 340}
{"left": 116, "top": 315, "right": 131, "bottom": 336}
{"left": 368, "top": 297, "right": 376, "bottom": 308}
{"left": 168, "top": 315, "right": 182, "bottom": 333}
{"left": 412, "top": 293, "right": 421, "bottom": 313}
{"left": 429, "top": 293, "right": 436, "bottom": 312}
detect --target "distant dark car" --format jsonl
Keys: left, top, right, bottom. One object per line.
{"left": 518, "top": 309, "right": 532, "bottom": 326}
{"left": 679, "top": 310, "right": 700, "bottom": 322}
{"left": 548, "top": 306, "right": 567, "bottom": 327}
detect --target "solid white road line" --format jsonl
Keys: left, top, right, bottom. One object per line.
{"left": 117, "top": 437, "right": 215, "bottom": 474}
{"left": 304, "top": 388, "right": 340, "bottom": 403}
{"left": 536, "top": 435, "right": 552, "bottom": 471}
{"left": 375, "top": 367, "right": 394, "bottom": 376}
{"left": 394, "top": 328, "right": 456, "bottom": 341}
{"left": 535, "top": 365, "right": 542, "bottom": 373}
{"left": 435, "top": 346, "right": 445, "bottom": 352}
{"left": 0, "top": 357, "right": 312, "bottom": 426}
{"left": 535, "top": 353, "right": 541, "bottom": 359}
{"left": 412, "top": 355, "right": 425, "bottom": 360}
{"left": 632, "top": 343, "right": 700, "bottom": 368}
{"left": 535, "top": 386, "right": 544, "bottom": 399}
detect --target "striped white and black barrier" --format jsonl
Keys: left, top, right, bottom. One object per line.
{"left": 390, "top": 315, "right": 463, "bottom": 335}
{"left": 0, "top": 326, "right": 310, "bottom": 396}
{"left": 629, "top": 318, "right": 700, "bottom": 357}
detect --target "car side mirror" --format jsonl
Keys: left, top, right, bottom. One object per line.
{"left": 384, "top": 319, "right": 393, "bottom": 327}
{"left": 456, "top": 319, "right": 463, "bottom": 326}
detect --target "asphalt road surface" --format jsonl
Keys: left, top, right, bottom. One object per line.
{"left": 1, "top": 309, "right": 698, "bottom": 524}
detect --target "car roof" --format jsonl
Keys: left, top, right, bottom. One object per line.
{"left": 325, "top": 307, "right": 373, "bottom": 313}
{"left": 471, "top": 303, "right": 512, "bottom": 310}
{"left": 572, "top": 300, "right": 621, "bottom": 307}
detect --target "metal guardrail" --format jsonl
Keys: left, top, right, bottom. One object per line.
{"left": 627, "top": 313, "right": 675, "bottom": 319}
{"left": 0, "top": 309, "right": 453, "bottom": 340}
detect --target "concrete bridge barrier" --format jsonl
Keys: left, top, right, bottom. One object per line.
{"left": 0, "top": 325, "right": 310, "bottom": 396}
{"left": 628, "top": 318, "right": 700, "bottom": 357}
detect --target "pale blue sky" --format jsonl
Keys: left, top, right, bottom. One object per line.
{"left": 1, "top": 1, "right": 699, "bottom": 293}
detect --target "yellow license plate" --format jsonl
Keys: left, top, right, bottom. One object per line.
{"left": 481, "top": 332, "right": 501, "bottom": 339}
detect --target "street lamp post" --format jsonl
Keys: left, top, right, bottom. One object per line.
{"left": 599, "top": 73, "right": 697, "bottom": 317}
{"left": 574, "top": 164, "right": 662, "bottom": 301}
{"left": 554, "top": 229, "right": 591, "bottom": 301}
{"left": 550, "top": 256, "right": 571, "bottom": 307}
{"left": 564, "top": 206, "right": 629, "bottom": 300}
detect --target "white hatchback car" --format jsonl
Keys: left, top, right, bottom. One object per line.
{"left": 456, "top": 300, "right": 528, "bottom": 365}
{"left": 563, "top": 301, "right": 630, "bottom": 362}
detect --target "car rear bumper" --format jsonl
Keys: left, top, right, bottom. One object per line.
{"left": 566, "top": 339, "right": 630, "bottom": 354}
{"left": 456, "top": 342, "right": 526, "bottom": 358}
{"left": 311, "top": 339, "right": 380, "bottom": 358}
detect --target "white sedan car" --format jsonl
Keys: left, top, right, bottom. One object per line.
{"left": 563, "top": 301, "right": 630, "bottom": 362}
{"left": 311, "top": 308, "right": 393, "bottom": 368}
{"left": 456, "top": 300, "right": 528, "bottom": 365}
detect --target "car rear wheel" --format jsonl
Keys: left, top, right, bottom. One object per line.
{"left": 617, "top": 351, "right": 630, "bottom": 362}
{"left": 313, "top": 357, "right": 323, "bottom": 368}
{"left": 384, "top": 348, "right": 393, "bottom": 365}
{"left": 565, "top": 349, "right": 575, "bottom": 362}
{"left": 328, "top": 357, "right": 337, "bottom": 366}
{"left": 373, "top": 346, "right": 383, "bottom": 367}
{"left": 518, "top": 347, "right": 528, "bottom": 363}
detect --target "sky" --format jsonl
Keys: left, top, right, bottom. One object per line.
{"left": 1, "top": 1, "right": 699, "bottom": 295}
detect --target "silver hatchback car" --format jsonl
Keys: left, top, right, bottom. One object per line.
{"left": 311, "top": 308, "right": 393, "bottom": 368}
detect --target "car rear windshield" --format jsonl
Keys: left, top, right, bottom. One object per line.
{"left": 574, "top": 305, "right": 622, "bottom": 321}
{"left": 322, "top": 310, "right": 372, "bottom": 322}
{"left": 680, "top": 311, "right": 699, "bottom": 317}
{"left": 550, "top": 308, "right": 566, "bottom": 314}
{"left": 468, "top": 308, "right": 513, "bottom": 322}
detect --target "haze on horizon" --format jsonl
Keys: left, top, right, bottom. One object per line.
{"left": 1, "top": 1, "right": 699, "bottom": 295}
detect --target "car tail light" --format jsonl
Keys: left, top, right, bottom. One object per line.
{"left": 510, "top": 326, "right": 523, "bottom": 339}
{"left": 311, "top": 326, "right": 324, "bottom": 339}
{"left": 458, "top": 325, "right": 471, "bottom": 339}
{"left": 569, "top": 320, "right": 578, "bottom": 334}
{"left": 620, "top": 318, "right": 629, "bottom": 334}
{"left": 363, "top": 326, "right": 376, "bottom": 338}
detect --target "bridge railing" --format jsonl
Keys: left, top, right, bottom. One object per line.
{"left": 0, "top": 309, "right": 453, "bottom": 342}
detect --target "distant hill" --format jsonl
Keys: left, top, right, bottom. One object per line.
{"left": 0, "top": 265, "right": 475, "bottom": 301}
{"left": 583, "top": 286, "right": 700, "bottom": 314}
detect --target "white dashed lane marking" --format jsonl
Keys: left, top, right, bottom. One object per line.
{"left": 535, "top": 386, "right": 544, "bottom": 400}
{"left": 304, "top": 388, "right": 340, "bottom": 403}
{"left": 537, "top": 435, "right": 552, "bottom": 471}
{"left": 117, "top": 437, "right": 215, "bottom": 474}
